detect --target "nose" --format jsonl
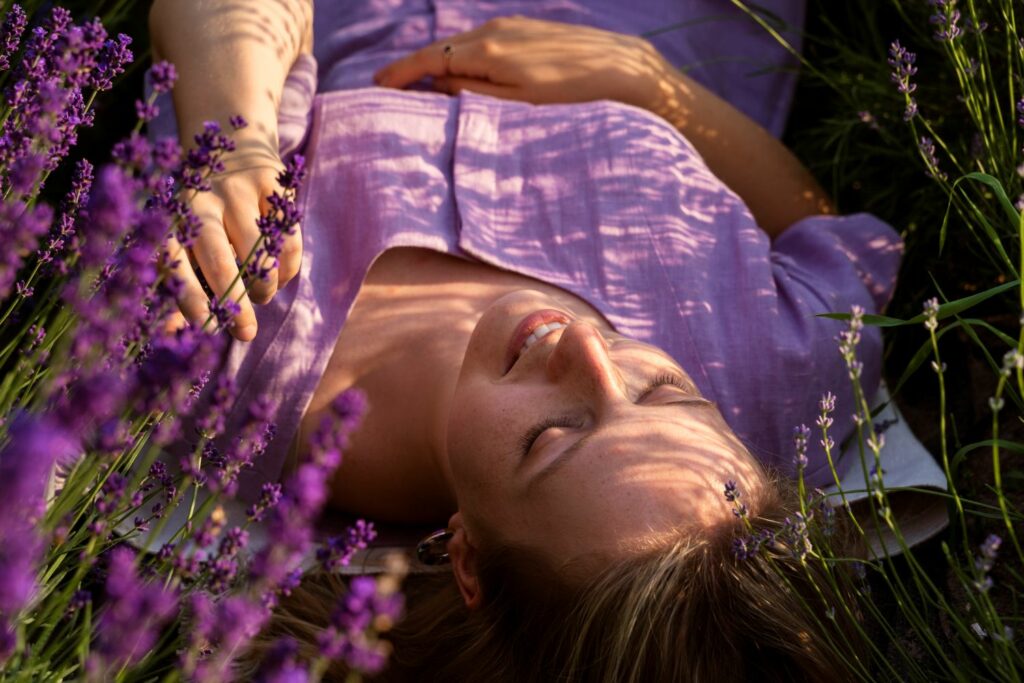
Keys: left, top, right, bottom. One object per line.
{"left": 546, "top": 321, "right": 626, "bottom": 409}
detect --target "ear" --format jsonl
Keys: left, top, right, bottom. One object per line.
{"left": 447, "top": 511, "right": 483, "bottom": 610}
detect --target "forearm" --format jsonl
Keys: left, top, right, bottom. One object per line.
{"left": 149, "top": 0, "right": 313, "bottom": 161}
{"left": 647, "top": 52, "right": 834, "bottom": 238}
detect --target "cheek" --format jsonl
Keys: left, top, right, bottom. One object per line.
{"left": 446, "top": 381, "right": 514, "bottom": 491}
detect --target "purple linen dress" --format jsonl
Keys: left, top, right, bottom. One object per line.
{"left": 153, "top": 0, "right": 903, "bottom": 504}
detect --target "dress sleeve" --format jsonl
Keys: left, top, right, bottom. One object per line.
{"left": 772, "top": 213, "right": 904, "bottom": 315}
{"left": 760, "top": 212, "right": 903, "bottom": 485}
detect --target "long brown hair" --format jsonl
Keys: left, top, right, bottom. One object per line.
{"left": 241, "top": 476, "right": 865, "bottom": 682}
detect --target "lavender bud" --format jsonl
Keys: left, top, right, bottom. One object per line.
{"left": 149, "top": 60, "right": 177, "bottom": 94}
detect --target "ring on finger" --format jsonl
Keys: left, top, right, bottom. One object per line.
{"left": 442, "top": 44, "right": 454, "bottom": 74}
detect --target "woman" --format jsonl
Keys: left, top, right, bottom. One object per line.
{"left": 149, "top": 0, "right": 900, "bottom": 679}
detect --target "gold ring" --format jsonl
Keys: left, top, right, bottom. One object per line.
{"left": 442, "top": 44, "right": 454, "bottom": 74}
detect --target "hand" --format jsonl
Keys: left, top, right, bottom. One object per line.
{"left": 373, "top": 16, "right": 670, "bottom": 112}
{"left": 150, "top": 0, "right": 312, "bottom": 341}
{"left": 163, "top": 144, "right": 302, "bottom": 342}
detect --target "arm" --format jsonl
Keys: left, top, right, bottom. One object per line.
{"left": 645, "top": 60, "right": 834, "bottom": 237}
{"left": 373, "top": 16, "right": 832, "bottom": 239}
{"left": 149, "top": 0, "right": 313, "bottom": 340}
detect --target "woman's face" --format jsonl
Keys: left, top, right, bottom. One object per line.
{"left": 446, "top": 290, "right": 763, "bottom": 565}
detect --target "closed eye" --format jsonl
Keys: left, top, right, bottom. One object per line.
{"left": 518, "top": 372, "right": 691, "bottom": 458}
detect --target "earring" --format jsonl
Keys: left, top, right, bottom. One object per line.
{"left": 416, "top": 528, "right": 454, "bottom": 566}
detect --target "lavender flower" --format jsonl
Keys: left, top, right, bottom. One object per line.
{"left": 0, "top": 9, "right": 126, "bottom": 194}
{"left": 918, "top": 136, "right": 947, "bottom": 181}
{"left": 149, "top": 60, "right": 177, "bottom": 94}
{"left": 248, "top": 388, "right": 366, "bottom": 602}
{"left": 78, "top": 163, "right": 136, "bottom": 269}
{"left": 888, "top": 41, "right": 918, "bottom": 121}
{"left": 8, "top": 150, "right": 46, "bottom": 195}
{"left": 254, "top": 637, "right": 308, "bottom": 683}
{"left": 0, "top": 415, "right": 77, "bottom": 620}
{"left": 197, "top": 374, "right": 238, "bottom": 437}
{"left": 206, "top": 527, "right": 248, "bottom": 592}
{"left": 89, "top": 547, "right": 178, "bottom": 673}
{"left": 857, "top": 110, "right": 879, "bottom": 130}
{"left": 153, "top": 136, "right": 182, "bottom": 173}
{"left": 38, "top": 158, "right": 92, "bottom": 270}
{"left": 0, "top": 200, "right": 53, "bottom": 299}
{"left": 179, "top": 120, "right": 235, "bottom": 192}
{"left": 973, "top": 533, "right": 1001, "bottom": 592}
{"left": 247, "top": 482, "right": 283, "bottom": 522}
{"left": 813, "top": 489, "right": 836, "bottom": 537}
{"left": 928, "top": 0, "right": 962, "bottom": 41}
{"left": 782, "top": 512, "right": 813, "bottom": 562}
{"left": 731, "top": 528, "right": 776, "bottom": 562}
{"left": 836, "top": 305, "right": 864, "bottom": 381}
{"left": 923, "top": 297, "right": 940, "bottom": 331}
{"left": 278, "top": 153, "right": 306, "bottom": 191}
{"left": 88, "top": 33, "right": 132, "bottom": 91}
{"left": 723, "top": 480, "right": 748, "bottom": 519}
{"left": 183, "top": 592, "right": 269, "bottom": 682}
{"left": 310, "top": 388, "right": 368, "bottom": 467}
{"left": 0, "top": 5, "right": 27, "bottom": 71}
{"left": 210, "top": 298, "right": 241, "bottom": 332}
{"left": 318, "top": 520, "right": 378, "bottom": 572}
{"left": 1001, "top": 349, "right": 1023, "bottom": 377}
{"left": 207, "top": 394, "right": 277, "bottom": 495}
{"left": 95, "top": 472, "right": 128, "bottom": 516}
{"left": 816, "top": 392, "right": 836, "bottom": 450}
{"left": 66, "top": 589, "right": 92, "bottom": 616}
{"left": 249, "top": 155, "right": 306, "bottom": 281}
{"left": 134, "top": 98, "right": 158, "bottom": 122}
{"left": 26, "top": 323, "right": 45, "bottom": 351}
{"left": 134, "top": 327, "right": 224, "bottom": 416}
{"left": 792, "top": 424, "right": 810, "bottom": 470}
{"left": 316, "top": 575, "right": 405, "bottom": 675}
{"left": 965, "top": 17, "right": 988, "bottom": 34}
{"left": 112, "top": 131, "right": 153, "bottom": 174}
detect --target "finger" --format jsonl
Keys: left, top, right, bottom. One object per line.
{"left": 433, "top": 76, "right": 520, "bottom": 100}
{"left": 190, "top": 205, "right": 259, "bottom": 341}
{"left": 222, "top": 187, "right": 277, "bottom": 305}
{"left": 278, "top": 220, "right": 302, "bottom": 288}
{"left": 163, "top": 234, "right": 211, "bottom": 327}
{"left": 374, "top": 33, "right": 492, "bottom": 88}
{"left": 162, "top": 309, "right": 188, "bottom": 337}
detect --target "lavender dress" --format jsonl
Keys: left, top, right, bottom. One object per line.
{"left": 153, "top": 0, "right": 903, "bottom": 505}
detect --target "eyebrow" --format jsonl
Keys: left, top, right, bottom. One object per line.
{"left": 527, "top": 398, "right": 715, "bottom": 489}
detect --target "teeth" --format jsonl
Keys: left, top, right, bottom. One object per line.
{"left": 519, "top": 322, "right": 566, "bottom": 358}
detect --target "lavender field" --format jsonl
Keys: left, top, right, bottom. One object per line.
{"left": 0, "top": 0, "right": 1020, "bottom": 680}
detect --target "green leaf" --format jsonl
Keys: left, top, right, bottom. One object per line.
{"left": 818, "top": 280, "right": 1019, "bottom": 326}
{"left": 951, "top": 439, "right": 1024, "bottom": 472}
{"left": 960, "top": 172, "right": 1023, "bottom": 229}
{"left": 940, "top": 173, "right": 1021, "bottom": 276}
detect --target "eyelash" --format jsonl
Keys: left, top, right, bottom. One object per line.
{"left": 518, "top": 373, "right": 689, "bottom": 458}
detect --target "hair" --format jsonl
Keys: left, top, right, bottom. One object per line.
{"left": 239, "top": 474, "right": 866, "bottom": 682}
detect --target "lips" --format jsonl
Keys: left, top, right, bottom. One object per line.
{"left": 504, "top": 309, "right": 572, "bottom": 374}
